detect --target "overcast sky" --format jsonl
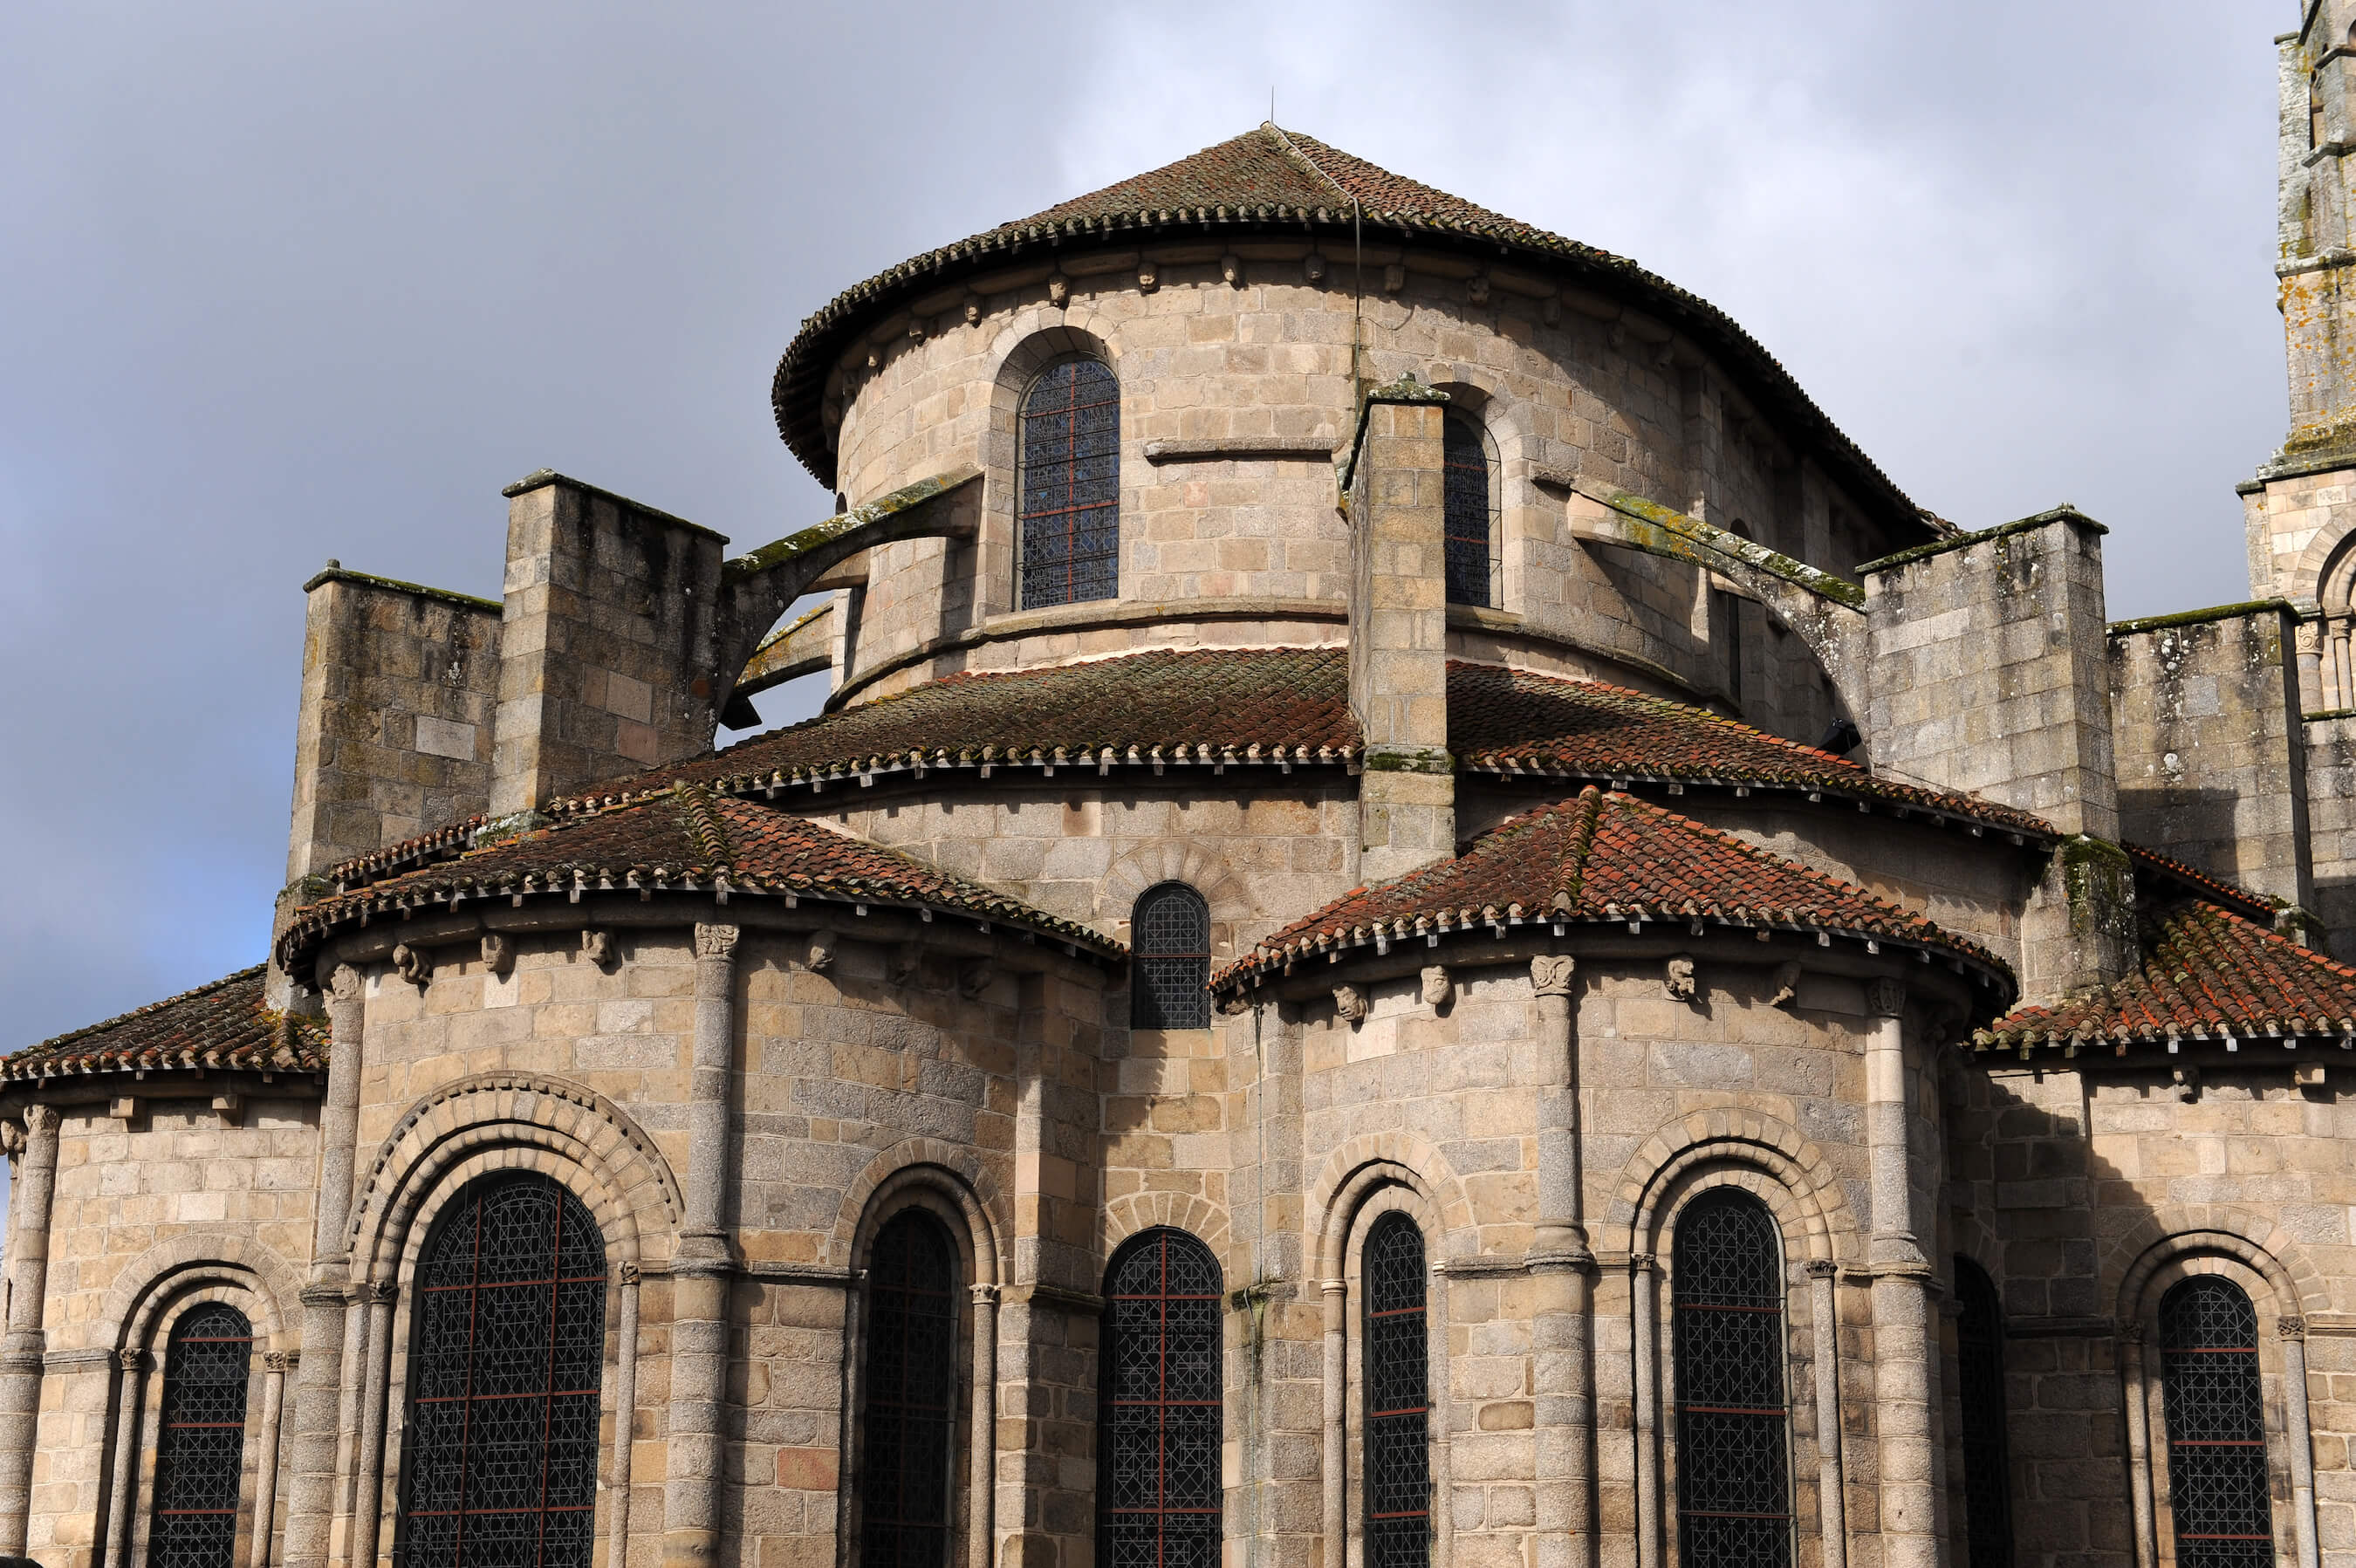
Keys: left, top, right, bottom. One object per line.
{"left": 0, "top": 0, "right": 2291, "bottom": 1066}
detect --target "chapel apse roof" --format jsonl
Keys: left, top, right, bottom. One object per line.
{"left": 1976, "top": 900, "right": 2356, "bottom": 1054}
{"left": 1211, "top": 785, "right": 2010, "bottom": 991}
{"left": 320, "top": 648, "right": 2053, "bottom": 896}
{"left": 770, "top": 123, "right": 1926, "bottom": 531}
{"left": 2, "top": 966, "right": 329, "bottom": 1084}
{"left": 280, "top": 785, "right": 1123, "bottom": 968}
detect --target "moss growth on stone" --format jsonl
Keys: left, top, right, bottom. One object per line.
{"left": 301, "top": 566, "right": 501, "bottom": 614}
{"left": 1856, "top": 504, "right": 2106, "bottom": 576}
{"left": 2106, "top": 600, "right": 2291, "bottom": 637}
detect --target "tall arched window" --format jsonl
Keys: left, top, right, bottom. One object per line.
{"left": 859, "top": 1210, "right": 960, "bottom": 1568}
{"left": 1442, "top": 407, "right": 1497, "bottom": 608}
{"left": 1019, "top": 358, "right": 1120, "bottom": 610}
{"left": 1362, "top": 1214, "right": 1430, "bottom": 1568}
{"left": 403, "top": 1174, "right": 608, "bottom": 1568}
{"left": 149, "top": 1302, "right": 254, "bottom": 1568}
{"left": 2160, "top": 1277, "right": 2275, "bottom": 1568}
{"left": 1955, "top": 1258, "right": 2014, "bottom": 1568}
{"left": 1672, "top": 1189, "right": 1791, "bottom": 1568}
{"left": 1132, "top": 882, "right": 1210, "bottom": 1030}
{"left": 1100, "top": 1228, "right": 1222, "bottom": 1568}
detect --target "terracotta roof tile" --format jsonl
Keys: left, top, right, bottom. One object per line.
{"left": 325, "top": 650, "right": 2051, "bottom": 893}
{"left": 284, "top": 786, "right": 1122, "bottom": 966}
{"left": 1977, "top": 900, "right": 2356, "bottom": 1051}
{"left": 1449, "top": 661, "right": 2054, "bottom": 839}
{"left": 770, "top": 125, "right": 1923, "bottom": 529}
{"left": 3, "top": 966, "right": 327, "bottom": 1082}
{"left": 2122, "top": 842, "right": 2279, "bottom": 922}
{"left": 1214, "top": 786, "right": 2008, "bottom": 989}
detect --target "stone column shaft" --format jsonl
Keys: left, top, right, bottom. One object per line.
{"left": 606, "top": 1270, "right": 641, "bottom": 1568}
{"left": 2284, "top": 1321, "right": 2320, "bottom": 1568}
{"left": 968, "top": 1285, "right": 998, "bottom": 1568}
{"left": 2120, "top": 1329, "right": 2157, "bottom": 1568}
{"left": 1321, "top": 1281, "right": 1347, "bottom": 1563}
{"left": 663, "top": 923, "right": 739, "bottom": 1568}
{"left": 0, "top": 1103, "right": 64, "bottom": 1558}
{"left": 284, "top": 965, "right": 366, "bottom": 1568}
{"left": 1633, "top": 1257, "right": 1662, "bottom": 1568}
{"left": 251, "top": 1353, "right": 291, "bottom": 1568}
{"left": 1529, "top": 955, "right": 1594, "bottom": 1568}
{"left": 1863, "top": 983, "right": 1939, "bottom": 1568}
{"left": 1807, "top": 1263, "right": 1847, "bottom": 1568}
{"left": 349, "top": 1285, "right": 398, "bottom": 1568}
{"left": 103, "top": 1350, "right": 147, "bottom": 1568}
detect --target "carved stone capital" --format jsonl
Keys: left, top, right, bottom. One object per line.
{"left": 616, "top": 1260, "right": 641, "bottom": 1286}
{"left": 356, "top": 1279, "right": 398, "bottom": 1307}
{"left": 1332, "top": 983, "right": 1367, "bottom": 1023}
{"left": 1804, "top": 1258, "right": 1838, "bottom": 1279}
{"left": 1866, "top": 977, "right": 1907, "bottom": 1019}
{"left": 1529, "top": 955, "right": 1576, "bottom": 997}
{"left": 23, "top": 1104, "right": 58, "bottom": 1139}
{"left": 264, "top": 1351, "right": 298, "bottom": 1373}
{"left": 2281, "top": 1316, "right": 2309, "bottom": 1341}
{"left": 694, "top": 923, "right": 741, "bottom": 960}
{"left": 969, "top": 1283, "right": 1001, "bottom": 1306}
{"left": 327, "top": 963, "right": 364, "bottom": 1003}
{"left": 481, "top": 933, "right": 515, "bottom": 977}
{"left": 2117, "top": 1319, "right": 2146, "bottom": 1345}
{"left": 116, "top": 1347, "right": 146, "bottom": 1373}
{"left": 1630, "top": 1253, "right": 1657, "bottom": 1275}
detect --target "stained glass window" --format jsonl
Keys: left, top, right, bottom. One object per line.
{"left": 1100, "top": 1228, "right": 1222, "bottom": 1568}
{"left": 1672, "top": 1190, "right": 1791, "bottom": 1568}
{"left": 1019, "top": 359, "right": 1120, "bottom": 608}
{"left": 1132, "top": 883, "right": 1210, "bottom": 1030}
{"left": 402, "top": 1174, "right": 607, "bottom": 1568}
{"left": 1363, "top": 1214, "right": 1430, "bottom": 1568}
{"left": 1955, "top": 1258, "right": 2014, "bottom": 1568}
{"left": 2160, "top": 1277, "right": 2274, "bottom": 1568}
{"left": 1442, "top": 408, "right": 1496, "bottom": 608}
{"left": 149, "top": 1303, "right": 253, "bottom": 1568}
{"left": 859, "top": 1210, "right": 960, "bottom": 1568}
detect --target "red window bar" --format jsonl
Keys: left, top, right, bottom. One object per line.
{"left": 401, "top": 1174, "right": 607, "bottom": 1568}
{"left": 2159, "top": 1277, "right": 2275, "bottom": 1568}
{"left": 1018, "top": 359, "right": 1120, "bottom": 610}
{"left": 1100, "top": 1228, "right": 1222, "bottom": 1568}
{"left": 149, "top": 1303, "right": 254, "bottom": 1568}
{"left": 1671, "top": 1191, "right": 1792, "bottom": 1568}
{"left": 1363, "top": 1214, "right": 1430, "bottom": 1568}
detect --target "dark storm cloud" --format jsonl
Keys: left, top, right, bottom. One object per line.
{"left": 0, "top": 0, "right": 2292, "bottom": 1066}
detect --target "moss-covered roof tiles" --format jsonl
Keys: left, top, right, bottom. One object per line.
{"left": 3, "top": 966, "right": 328, "bottom": 1083}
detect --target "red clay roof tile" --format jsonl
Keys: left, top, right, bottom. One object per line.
{"left": 284, "top": 786, "right": 1122, "bottom": 967}
{"left": 3, "top": 966, "right": 327, "bottom": 1082}
{"left": 1977, "top": 900, "right": 2356, "bottom": 1051}
{"left": 1214, "top": 785, "right": 2008, "bottom": 989}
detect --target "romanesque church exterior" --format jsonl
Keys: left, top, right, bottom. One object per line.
{"left": 17, "top": 13, "right": 2356, "bottom": 1568}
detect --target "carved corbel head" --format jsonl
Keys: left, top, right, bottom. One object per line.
{"left": 390, "top": 942, "right": 430, "bottom": 989}
{"left": 1220, "top": 254, "right": 1243, "bottom": 289}
{"left": 1665, "top": 955, "right": 1698, "bottom": 1003}
{"left": 1421, "top": 965, "right": 1453, "bottom": 1010}
{"left": 889, "top": 942, "right": 924, "bottom": 988}
{"left": 1767, "top": 961, "right": 1803, "bottom": 1010}
{"left": 805, "top": 928, "right": 838, "bottom": 973}
{"left": 1304, "top": 252, "right": 1327, "bottom": 283}
{"left": 957, "top": 961, "right": 994, "bottom": 1000}
{"left": 1047, "top": 272, "right": 1071, "bottom": 307}
{"left": 1332, "top": 983, "right": 1367, "bottom": 1024}
{"left": 481, "top": 934, "right": 514, "bottom": 978}
{"left": 579, "top": 928, "right": 616, "bottom": 970}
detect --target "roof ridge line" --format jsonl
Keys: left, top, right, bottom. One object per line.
{"left": 675, "top": 782, "right": 735, "bottom": 868}
{"left": 1263, "top": 121, "right": 1355, "bottom": 210}
{"left": 1555, "top": 785, "right": 1606, "bottom": 909}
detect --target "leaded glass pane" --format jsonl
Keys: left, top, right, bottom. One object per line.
{"left": 401, "top": 1174, "right": 606, "bottom": 1568}
{"left": 1132, "top": 883, "right": 1210, "bottom": 1030}
{"left": 150, "top": 1303, "right": 253, "bottom": 1568}
{"left": 1363, "top": 1214, "right": 1429, "bottom": 1568}
{"left": 1672, "top": 1191, "right": 1791, "bottom": 1568}
{"left": 2161, "top": 1278, "right": 2274, "bottom": 1568}
{"left": 1442, "top": 410, "right": 1494, "bottom": 608}
{"left": 1100, "top": 1229, "right": 1222, "bottom": 1568}
{"left": 860, "top": 1210, "right": 960, "bottom": 1568}
{"left": 1955, "top": 1259, "right": 2015, "bottom": 1568}
{"left": 1020, "top": 359, "right": 1120, "bottom": 609}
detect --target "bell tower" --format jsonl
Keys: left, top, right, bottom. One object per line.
{"left": 2244, "top": 1, "right": 2356, "bottom": 707}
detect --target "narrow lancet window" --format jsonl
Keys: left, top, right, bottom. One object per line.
{"left": 1019, "top": 358, "right": 1120, "bottom": 608}
{"left": 858, "top": 1210, "right": 960, "bottom": 1568}
{"left": 403, "top": 1174, "right": 608, "bottom": 1568}
{"left": 149, "top": 1303, "right": 254, "bottom": 1568}
{"left": 1442, "top": 407, "right": 1497, "bottom": 607}
{"left": 1100, "top": 1228, "right": 1222, "bottom": 1568}
{"left": 1955, "top": 1258, "right": 2015, "bottom": 1568}
{"left": 1672, "top": 1189, "right": 1791, "bottom": 1568}
{"left": 2160, "top": 1277, "right": 2274, "bottom": 1568}
{"left": 1132, "top": 882, "right": 1210, "bottom": 1029}
{"left": 1363, "top": 1214, "right": 1431, "bottom": 1568}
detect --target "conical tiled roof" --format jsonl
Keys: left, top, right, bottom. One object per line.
{"left": 2, "top": 966, "right": 328, "bottom": 1083}
{"left": 279, "top": 785, "right": 1124, "bottom": 968}
{"left": 771, "top": 125, "right": 1920, "bottom": 530}
{"left": 1212, "top": 785, "right": 2009, "bottom": 990}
